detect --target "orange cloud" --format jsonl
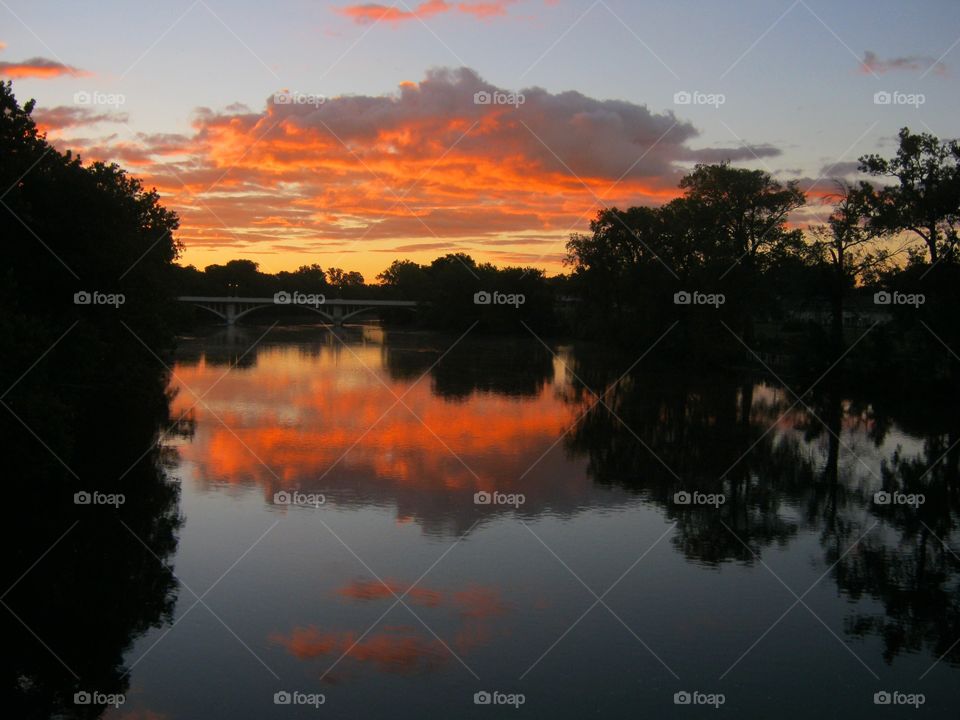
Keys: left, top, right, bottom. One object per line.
{"left": 32, "top": 106, "right": 128, "bottom": 133}
{"left": 0, "top": 56, "right": 89, "bottom": 79}
{"left": 47, "top": 67, "right": 779, "bottom": 275}
{"left": 340, "top": 0, "right": 450, "bottom": 23}
{"left": 458, "top": 1, "right": 515, "bottom": 18}
{"left": 338, "top": 0, "right": 521, "bottom": 24}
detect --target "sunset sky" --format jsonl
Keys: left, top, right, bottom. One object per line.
{"left": 2, "top": 0, "right": 958, "bottom": 278}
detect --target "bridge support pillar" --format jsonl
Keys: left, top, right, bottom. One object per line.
{"left": 224, "top": 302, "right": 238, "bottom": 326}
{"left": 332, "top": 304, "right": 344, "bottom": 327}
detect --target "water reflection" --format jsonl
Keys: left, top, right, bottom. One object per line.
{"left": 834, "top": 423, "right": 960, "bottom": 667}
{"left": 384, "top": 335, "right": 556, "bottom": 399}
{"left": 564, "top": 368, "right": 815, "bottom": 563}
{"left": 4, "top": 368, "right": 182, "bottom": 719}
{"left": 168, "top": 328, "right": 614, "bottom": 537}
{"left": 7, "top": 319, "right": 959, "bottom": 718}
{"left": 564, "top": 343, "right": 960, "bottom": 668}
{"left": 270, "top": 580, "right": 509, "bottom": 682}
{"left": 4, "top": 324, "right": 937, "bottom": 719}
{"left": 167, "top": 326, "right": 960, "bottom": 682}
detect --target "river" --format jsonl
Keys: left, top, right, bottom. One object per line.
{"left": 30, "top": 323, "right": 960, "bottom": 718}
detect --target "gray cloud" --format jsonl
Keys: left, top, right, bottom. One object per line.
{"left": 860, "top": 50, "right": 946, "bottom": 75}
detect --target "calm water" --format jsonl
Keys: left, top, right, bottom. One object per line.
{"left": 90, "top": 325, "right": 960, "bottom": 717}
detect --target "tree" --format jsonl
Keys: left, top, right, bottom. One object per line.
{"left": 1, "top": 80, "right": 180, "bottom": 398}
{"left": 679, "top": 163, "right": 806, "bottom": 271}
{"left": 858, "top": 127, "right": 960, "bottom": 265}
{"left": 203, "top": 259, "right": 263, "bottom": 295}
{"left": 565, "top": 206, "right": 675, "bottom": 338}
{"left": 679, "top": 163, "right": 806, "bottom": 343}
{"left": 378, "top": 259, "right": 424, "bottom": 285}
{"left": 326, "top": 267, "right": 365, "bottom": 289}
{"left": 0, "top": 80, "right": 182, "bottom": 494}
{"left": 564, "top": 166, "right": 806, "bottom": 349}
{"left": 808, "top": 182, "right": 891, "bottom": 347}
{"left": 292, "top": 263, "right": 328, "bottom": 291}
{"left": 378, "top": 259, "right": 430, "bottom": 300}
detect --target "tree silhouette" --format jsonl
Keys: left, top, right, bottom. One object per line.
{"left": 807, "top": 182, "right": 892, "bottom": 348}
{"left": 859, "top": 127, "right": 960, "bottom": 265}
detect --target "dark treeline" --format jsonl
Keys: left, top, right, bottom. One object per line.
{"left": 1, "top": 82, "right": 180, "bottom": 471}
{"left": 564, "top": 128, "right": 960, "bottom": 389}
{"left": 173, "top": 253, "right": 560, "bottom": 332}
{"left": 2, "top": 82, "right": 184, "bottom": 718}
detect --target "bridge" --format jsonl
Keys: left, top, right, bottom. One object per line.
{"left": 177, "top": 296, "right": 418, "bottom": 326}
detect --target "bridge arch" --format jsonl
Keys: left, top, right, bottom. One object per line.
{"left": 232, "top": 304, "right": 275, "bottom": 322}
{"left": 177, "top": 296, "right": 419, "bottom": 327}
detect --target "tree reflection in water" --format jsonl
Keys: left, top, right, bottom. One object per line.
{"left": 4, "top": 369, "right": 184, "bottom": 720}
{"left": 563, "top": 346, "right": 960, "bottom": 667}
